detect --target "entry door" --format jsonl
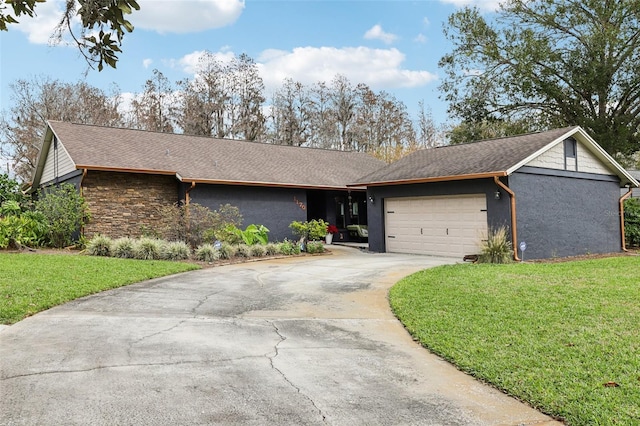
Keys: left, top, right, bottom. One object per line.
{"left": 384, "top": 194, "right": 488, "bottom": 257}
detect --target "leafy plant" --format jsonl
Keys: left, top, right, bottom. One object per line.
{"left": 0, "top": 174, "right": 26, "bottom": 206}
{"left": 218, "top": 242, "right": 234, "bottom": 260}
{"left": 195, "top": 244, "right": 220, "bottom": 262}
{"left": 112, "top": 237, "right": 136, "bottom": 258}
{"left": 35, "top": 183, "right": 91, "bottom": 248}
{"left": 163, "top": 241, "right": 191, "bottom": 260}
{"left": 265, "top": 243, "right": 279, "bottom": 256}
{"left": 86, "top": 235, "right": 113, "bottom": 257}
{"left": 0, "top": 212, "right": 49, "bottom": 249}
{"left": 249, "top": 244, "right": 266, "bottom": 257}
{"left": 0, "top": 200, "right": 21, "bottom": 217}
{"left": 234, "top": 244, "right": 251, "bottom": 258}
{"left": 306, "top": 241, "right": 325, "bottom": 254}
{"left": 477, "top": 226, "right": 513, "bottom": 264}
{"left": 134, "top": 237, "right": 163, "bottom": 260}
{"left": 289, "top": 219, "right": 329, "bottom": 241}
{"left": 279, "top": 239, "right": 301, "bottom": 255}
{"left": 624, "top": 198, "right": 640, "bottom": 247}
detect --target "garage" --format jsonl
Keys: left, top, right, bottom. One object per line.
{"left": 384, "top": 194, "right": 488, "bottom": 257}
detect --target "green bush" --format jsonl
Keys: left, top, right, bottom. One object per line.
{"left": 249, "top": 244, "right": 266, "bottom": 257}
{"left": 0, "top": 212, "right": 49, "bottom": 249}
{"left": 35, "top": 183, "right": 90, "bottom": 248}
{"left": 279, "top": 239, "right": 301, "bottom": 255}
{"left": 306, "top": 241, "right": 325, "bottom": 254}
{"left": 218, "top": 242, "right": 234, "bottom": 260}
{"left": 289, "top": 219, "right": 328, "bottom": 241}
{"left": 478, "top": 226, "right": 513, "bottom": 264}
{"left": 112, "top": 237, "right": 136, "bottom": 258}
{"left": 624, "top": 197, "right": 640, "bottom": 247}
{"left": 86, "top": 235, "right": 113, "bottom": 257}
{"left": 0, "top": 174, "right": 26, "bottom": 206}
{"left": 234, "top": 244, "right": 251, "bottom": 258}
{"left": 134, "top": 238, "right": 163, "bottom": 260}
{"left": 163, "top": 241, "right": 191, "bottom": 260}
{"left": 195, "top": 244, "right": 220, "bottom": 262}
{"left": 265, "top": 243, "right": 279, "bottom": 256}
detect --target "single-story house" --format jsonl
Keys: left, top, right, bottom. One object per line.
{"left": 29, "top": 122, "right": 638, "bottom": 260}
{"left": 351, "top": 126, "right": 638, "bottom": 260}
{"left": 28, "top": 120, "right": 385, "bottom": 242}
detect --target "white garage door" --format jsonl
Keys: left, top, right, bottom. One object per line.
{"left": 385, "top": 194, "right": 488, "bottom": 258}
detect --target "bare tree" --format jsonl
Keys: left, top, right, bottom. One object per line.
{"left": 267, "top": 78, "right": 311, "bottom": 146}
{"left": 129, "top": 69, "right": 175, "bottom": 132}
{"left": 227, "top": 54, "right": 266, "bottom": 141}
{"left": 0, "top": 77, "right": 122, "bottom": 181}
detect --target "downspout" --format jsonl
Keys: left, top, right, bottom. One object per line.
{"left": 184, "top": 182, "right": 196, "bottom": 238}
{"left": 620, "top": 188, "right": 633, "bottom": 252}
{"left": 494, "top": 176, "right": 520, "bottom": 261}
{"left": 185, "top": 181, "right": 196, "bottom": 206}
{"left": 80, "top": 169, "right": 88, "bottom": 238}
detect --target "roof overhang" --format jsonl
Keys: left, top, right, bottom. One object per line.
{"left": 348, "top": 171, "right": 507, "bottom": 188}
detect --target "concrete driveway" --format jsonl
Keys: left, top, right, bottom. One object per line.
{"left": 0, "top": 246, "right": 560, "bottom": 425}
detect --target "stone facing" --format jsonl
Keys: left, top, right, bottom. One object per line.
{"left": 82, "top": 171, "right": 179, "bottom": 238}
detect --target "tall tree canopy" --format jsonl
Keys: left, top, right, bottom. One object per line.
{"left": 439, "top": 0, "right": 640, "bottom": 155}
{"left": 1, "top": 0, "right": 139, "bottom": 70}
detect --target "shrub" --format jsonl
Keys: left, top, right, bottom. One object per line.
{"left": 134, "top": 237, "right": 163, "bottom": 260}
{"left": 306, "top": 241, "right": 325, "bottom": 254}
{"left": 0, "top": 212, "right": 49, "bottom": 249}
{"left": 163, "top": 241, "right": 191, "bottom": 260}
{"left": 112, "top": 237, "right": 136, "bottom": 258}
{"left": 234, "top": 244, "right": 251, "bottom": 258}
{"left": 478, "top": 226, "right": 513, "bottom": 264}
{"left": 289, "top": 219, "right": 328, "bottom": 241}
{"left": 279, "top": 239, "right": 301, "bottom": 255}
{"left": 624, "top": 198, "right": 640, "bottom": 247}
{"left": 0, "top": 174, "right": 26, "bottom": 206}
{"left": 35, "top": 183, "right": 90, "bottom": 248}
{"left": 218, "top": 242, "right": 234, "bottom": 260}
{"left": 265, "top": 243, "right": 279, "bottom": 256}
{"left": 249, "top": 244, "right": 266, "bottom": 257}
{"left": 195, "top": 244, "right": 220, "bottom": 262}
{"left": 86, "top": 235, "right": 113, "bottom": 257}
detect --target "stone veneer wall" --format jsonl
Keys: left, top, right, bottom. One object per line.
{"left": 82, "top": 171, "right": 179, "bottom": 238}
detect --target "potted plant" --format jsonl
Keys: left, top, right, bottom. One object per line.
{"left": 325, "top": 224, "right": 339, "bottom": 244}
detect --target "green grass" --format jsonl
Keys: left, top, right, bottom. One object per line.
{"left": 0, "top": 253, "right": 200, "bottom": 325}
{"left": 389, "top": 257, "right": 640, "bottom": 425}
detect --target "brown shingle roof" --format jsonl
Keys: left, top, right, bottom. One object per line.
{"left": 352, "top": 126, "right": 580, "bottom": 186}
{"left": 47, "top": 121, "right": 385, "bottom": 189}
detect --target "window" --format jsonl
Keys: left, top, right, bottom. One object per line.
{"left": 564, "top": 138, "right": 577, "bottom": 171}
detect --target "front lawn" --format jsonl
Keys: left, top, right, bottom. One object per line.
{"left": 389, "top": 256, "right": 640, "bottom": 425}
{"left": 0, "top": 252, "right": 200, "bottom": 324}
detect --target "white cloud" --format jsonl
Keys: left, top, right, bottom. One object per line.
{"left": 254, "top": 46, "right": 437, "bottom": 92}
{"left": 134, "top": 0, "right": 245, "bottom": 33}
{"left": 12, "top": 0, "right": 71, "bottom": 45}
{"left": 363, "top": 25, "right": 398, "bottom": 45}
{"left": 175, "top": 50, "right": 236, "bottom": 74}
{"left": 414, "top": 33, "right": 427, "bottom": 43}
{"left": 439, "top": 0, "right": 502, "bottom": 11}
{"left": 423, "top": 17, "right": 431, "bottom": 27}
{"left": 143, "top": 58, "right": 153, "bottom": 68}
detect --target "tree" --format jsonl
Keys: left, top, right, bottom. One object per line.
{"left": 227, "top": 54, "right": 266, "bottom": 140}
{"left": 439, "top": 0, "right": 640, "bottom": 156}
{"left": 268, "top": 78, "right": 312, "bottom": 146}
{"left": 130, "top": 69, "right": 175, "bottom": 132}
{"left": 1, "top": 0, "right": 140, "bottom": 71}
{"left": 0, "top": 77, "right": 123, "bottom": 182}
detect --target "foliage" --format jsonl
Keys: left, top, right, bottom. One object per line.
{"left": 0, "top": 200, "right": 21, "bottom": 217}
{"left": 326, "top": 224, "right": 339, "bottom": 234}
{"left": 112, "top": 237, "right": 135, "bottom": 259}
{"left": 477, "top": 226, "right": 513, "bottom": 264}
{"left": 439, "top": 0, "right": 640, "bottom": 155}
{"left": 158, "top": 202, "right": 243, "bottom": 248}
{"left": 0, "top": 253, "right": 199, "bottom": 324}
{"left": 234, "top": 244, "right": 251, "bottom": 258}
{"left": 278, "top": 239, "right": 301, "bottom": 255}
{"left": 195, "top": 244, "right": 219, "bottom": 262}
{"left": 0, "top": 174, "right": 25, "bottom": 205}
{"left": 289, "top": 219, "right": 329, "bottom": 241}
{"left": 35, "top": 183, "right": 90, "bottom": 248}
{"left": 134, "top": 238, "right": 163, "bottom": 260}
{"left": 265, "top": 243, "right": 279, "bottom": 256}
{"left": 0, "top": 0, "right": 140, "bottom": 71}
{"left": 163, "top": 241, "right": 191, "bottom": 261}
{"left": 218, "top": 242, "right": 234, "bottom": 260}
{"left": 249, "top": 244, "right": 266, "bottom": 257}
{"left": 624, "top": 197, "right": 640, "bottom": 247}
{"left": 86, "top": 235, "right": 113, "bottom": 257}
{"left": 221, "top": 224, "right": 270, "bottom": 245}
{"left": 306, "top": 241, "right": 325, "bottom": 254}
{"left": 390, "top": 257, "right": 640, "bottom": 425}
{"left": 0, "top": 212, "right": 48, "bottom": 249}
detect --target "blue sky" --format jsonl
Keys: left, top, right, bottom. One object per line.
{"left": 0, "top": 0, "right": 498, "bottom": 127}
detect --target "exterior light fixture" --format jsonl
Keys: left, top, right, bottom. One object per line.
{"left": 368, "top": 195, "right": 375, "bottom": 204}
{"left": 494, "top": 191, "right": 501, "bottom": 200}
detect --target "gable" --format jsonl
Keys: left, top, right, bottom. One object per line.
{"left": 525, "top": 138, "right": 612, "bottom": 175}
{"left": 40, "top": 138, "right": 76, "bottom": 184}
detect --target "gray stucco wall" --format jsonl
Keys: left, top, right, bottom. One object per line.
{"left": 366, "top": 178, "right": 511, "bottom": 253}
{"left": 185, "top": 184, "right": 308, "bottom": 242}
{"left": 509, "top": 168, "right": 622, "bottom": 259}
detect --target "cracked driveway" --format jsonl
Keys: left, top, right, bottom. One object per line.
{"left": 0, "top": 246, "right": 560, "bottom": 425}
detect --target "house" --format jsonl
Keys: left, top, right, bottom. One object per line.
{"left": 28, "top": 121, "right": 385, "bottom": 242}
{"left": 351, "top": 126, "right": 639, "bottom": 260}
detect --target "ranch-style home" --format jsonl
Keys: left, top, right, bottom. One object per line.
{"left": 29, "top": 121, "right": 638, "bottom": 260}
